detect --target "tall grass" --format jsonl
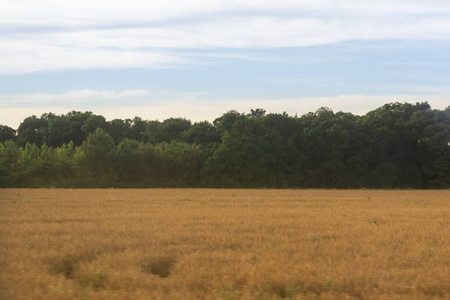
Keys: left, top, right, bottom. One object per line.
{"left": 0, "top": 189, "right": 449, "bottom": 299}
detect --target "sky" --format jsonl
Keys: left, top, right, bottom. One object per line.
{"left": 1, "top": 0, "right": 449, "bottom": 129}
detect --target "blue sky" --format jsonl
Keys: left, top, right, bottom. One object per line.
{"left": 0, "top": 0, "right": 449, "bottom": 128}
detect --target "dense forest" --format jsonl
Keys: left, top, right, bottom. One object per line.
{"left": 0, "top": 102, "right": 449, "bottom": 188}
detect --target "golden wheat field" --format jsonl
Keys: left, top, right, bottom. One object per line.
{"left": 0, "top": 189, "right": 449, "bottom": 300}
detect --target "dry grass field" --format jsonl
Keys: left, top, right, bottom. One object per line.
{"left": 0, "top": 189, "right": 449, "bottom": 300}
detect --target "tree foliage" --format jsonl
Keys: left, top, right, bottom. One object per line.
{"left": 1, "top": 102, "right": 449, "bottom": 188}
{"left": 0, "top": 125, "right": 16, "bottom": 143}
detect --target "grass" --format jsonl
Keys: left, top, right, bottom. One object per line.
{"left": 0, "top": 189, "right": 449, "bottom": 299}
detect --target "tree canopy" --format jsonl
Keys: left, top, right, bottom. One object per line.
{"left": 1, "top": 102, "right": 449, "bottom": 188}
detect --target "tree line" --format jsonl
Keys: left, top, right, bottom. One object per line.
{"left": 0, "top": 102, "right": 449, "bottom": 188}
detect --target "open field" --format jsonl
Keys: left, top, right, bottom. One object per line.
{"left": 0, "top": 189, "right": 449, "bottom": 299}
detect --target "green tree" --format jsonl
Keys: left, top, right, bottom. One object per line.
{"left": 129, "top": 117, "right": 148, "bottom": 142}
{"left": 358, "top": 102, "right": 431, "bottom": 188}
{"left": 144, "top": 120, "right": 163, "bottom": 144}
{"left": 108, "top": 119, "right": 133, "bottom": 144}
{"left": 159, "top": 118, "right": 191, "bottom": 142}
{"left": 81, "top": 115, "right": 109, "bottom": 135}
{"left": 203, "top": 117, "right": 274, "bottom": 187}
{"left": 17, "top": 115, "right": 48, "bottom": 146}
{"left": 300, "top": 108, "right": 353, "bottom": 187}
{"left": 0, "top": 141, "right": 20, "bottom": 186}
{"left": 152, "top": 141, "right": 204, "bottom": 186}
{"left": 213, "top": 110, "right": 245, "bottom": 134}
{"left": 47, "top": 116, "right": 71, "bottom": 147}
{"left": 0, "top": 125, "right": 16, "bottom": 142}
{"left": 262, "top": 112, "right": 306, "bottom": 187}
{"left": 75, "top": 128, "right": 117, "bottom": 185}
{"left": 4, "top": 103, "right": 450, "bottom": 189}
{"left": 115, "top": 139, "right": 144, "bottom": 184}
{"left": 55, "top": 142, "right": 75, "bottom": 181}
{"left": 65, "top": 111, "right": 93, "bottom": 146}
{"left": 36, "top": 143, "right": 59, "bottom": 185}
{"left": 181, "top": 121, "right": 220, "bottom": 147}
{"left": 18, "top": 142, "right": 40, "bottom": 185}
{"left": 411, "top": 107, "right": 450, "bottom": 187}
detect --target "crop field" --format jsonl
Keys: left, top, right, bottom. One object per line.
{"left": 0, "top": 189, "right": 449, "bottom": 299}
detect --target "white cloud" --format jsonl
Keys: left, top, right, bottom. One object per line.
{"left": 0, "top": 0, "right": 449, "bottom": 73}
{"left": 1, "top": 1, "right": 449, "bottom": 27}
{"left": 0, "top": 90, "right": 208, "bottom": 107}
{"left": 1, "top": 90, "right": 448, "bottom": 129}
{"left": 0, "top": 43, "right": 184, "bottom": 73}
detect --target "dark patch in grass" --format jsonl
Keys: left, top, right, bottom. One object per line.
{"left": 47, "top": 252, "right": 97, "bottom": 279}
{"left": 48, "top": 256, "right": 79, "bottom": 279}
{"left": 141, "top": 256, "right": 176, "bottom": 278}
{"left": 77, "top": 269, "right": 108, "bottom": 290}
{"left": 268, "top": 281, "right": 301, "bottom": 299}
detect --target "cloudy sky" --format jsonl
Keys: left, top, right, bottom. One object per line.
{"left": 1, "top": 0, "right": 449, "bottom": 128}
